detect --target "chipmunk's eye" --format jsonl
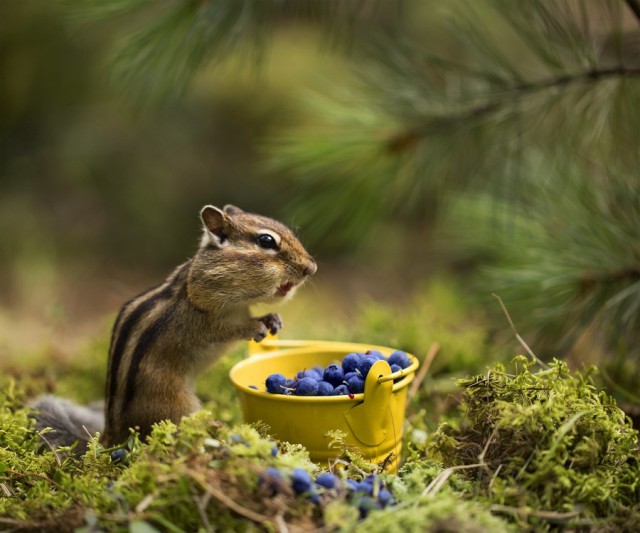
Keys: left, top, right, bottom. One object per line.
{"left": 257, "top": 233, "right": 278, "bottom": 250}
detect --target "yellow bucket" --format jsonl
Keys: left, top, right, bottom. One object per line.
{"left": 229, "top": 339, "right": 419, "bottom": 473}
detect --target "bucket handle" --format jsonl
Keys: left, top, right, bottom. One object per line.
{"left": 376, "top": 357, "right": 419, "bottom": 384}
{"left": 343, "top": 359, "right": 395, "bottom": 447}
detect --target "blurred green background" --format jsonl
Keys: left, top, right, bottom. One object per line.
{"left": 1, "top": 0, "right": 639, "bottom": 418}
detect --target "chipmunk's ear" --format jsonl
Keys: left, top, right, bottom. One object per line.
{"left": 200, "top": 205, "right": 231, "bottom": 246}
{"left": 223, "top": 204, "right": 244, "bottom": 216}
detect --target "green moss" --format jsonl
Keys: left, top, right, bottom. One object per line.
{"left": 426, "top": 356, "right": 640, "bottom": 530}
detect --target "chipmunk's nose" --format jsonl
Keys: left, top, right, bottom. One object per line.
{"left": 303, "top": 259, "right": 317, "bottom": 276}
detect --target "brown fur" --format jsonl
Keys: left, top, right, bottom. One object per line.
{"left": 102, "top": 205, "right": 316, "bottom": 446}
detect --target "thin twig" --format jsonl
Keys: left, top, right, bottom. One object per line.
{"left": 491, "top": 503, "right": 584, "bottom": 523}
{"left": 492, "top": 294, "right": 550, "bottom": 370}
{"left": 0, "top": 482, "right": 13, "bottom": 497}
{"left": 3, "top": 470, "right": 66, "bottom": 493}
{"left": 388, "top": 66, "right": 640, "bottom": 153}
{"left": 183, "top": 468, "right": 273, "bottom": 526}
{"left": 478, "top": 427, "right": 498, "bottom": 465}
{"left": 38, "top": 433, "right": 62, "bottom": 467}
{"left": 191, "top": 488, "right": 213, "bottom": 533}
{"left": 420, "top": 463, "right": 485, "bottom": 498}
{"left": 274, "top": 514, "right": 290, "bottom": 533}
{"left": 408, "top": 342, "right": 441, "bottom": 400}
{"left": 487, "top": 464, "right": 503, "bottom": 494}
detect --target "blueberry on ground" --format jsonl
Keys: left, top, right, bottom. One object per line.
{"left": 357, "top": 357, "right": 378, "bottom": 378}
{"left": 323, "top": 364, "right": 345, "bottom": 386}
{"left": 357, "top": 480, "right": 374, "bottom": 495}
{"left": 110, "top": 449, "right": 127, "bottom": 463}
{"left": 358, "top": 496, "right": 382, "bottom": 518}
{"left": 345, "top": 478, "right": 358, "bottom": 492}
{"left": 266, "top": 373, "right": 287, "bottom": 394}
{"left": 332, "top": 384, "right": 350, "bottom": 396}
{"left": 345, "top": 479, "right": 359, "bottom": 491}
{"left": 291, "top": 468, "right": 313, "bottom": 494}
{"left": 271, "top": 444, "right": 278, "bottom": 457}
{"left": 264, "top": 466, "right": 282, "bottom": 480}
{"left": 378, "top": 489, "right": 394, "bottom": 507}
{"left": 261, "top": 467, "right": 283, "bottom": 495}
{"left": 315, "top": 472, "right": 338, "bottom": 489}
{"left": 295, "top": 377, "right": 319, "bottom": 396}
{"left": 342, "top": 353, "right": 361, "bottom": 373}
{"left": 317, "top": 381, "right": 334, "bottom": 396}
{"left": 347, "top": 375, "right": 365, "bottom": 394}
{"left": 308, "top": 491, "right": 321, "bottom": 505}
{"left": 388, "top": 350, "right": 411, "bottom": 369}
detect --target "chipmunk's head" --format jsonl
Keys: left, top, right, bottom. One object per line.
{"left": 189, "top": 204, "right": 317, "bottom": 308}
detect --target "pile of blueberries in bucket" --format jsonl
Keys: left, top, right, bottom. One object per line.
{"left": 261, "top": 467, "right": 395, "bottom": 517}
{"left": 259, "top": 350, "right": 411, "bottom": 397}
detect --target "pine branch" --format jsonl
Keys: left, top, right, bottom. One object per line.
{"left": 387, "top": 66, "right": 640, "bottom": 153}
{"left": 61, "top": 0, "right": 401, "bottom": 103}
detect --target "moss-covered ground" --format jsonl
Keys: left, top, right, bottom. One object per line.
{"left": 1, "top": 280, "right": 638, "bottom": 531}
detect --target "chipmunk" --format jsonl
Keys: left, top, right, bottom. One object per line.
{"left": 32, "top": 204, "right": 316, "bottom": 452}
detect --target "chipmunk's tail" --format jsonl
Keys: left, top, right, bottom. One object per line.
{"left": 30, "top": 396, "right": 104, "bottom": 455}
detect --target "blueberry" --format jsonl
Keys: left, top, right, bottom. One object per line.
{"left": 388, "top": 350, "right": 411, "bottom": 369}
{"left": 291, "top": 468, "right": 313, "bottom": 494}
{"left": 358, "top": 480, "right": 374, "bottom": 495}
{"left": 323, "top": 364, "right": 345, "bottom": 386}
{"left": 295, "top": 377, "right": 319, "bottom": 396}
{"left": 308, "top": 491, "right": 321, "bottom": 505}
{"left": 229, "top": 434, "right": 245, "bottom": 444}
{"left": 298, "top": 368, "right": 323, "bottom": 381}
{"left": 266, "top": 373, "right": 287, "bottom": 394}
{"left": 110, "top": 449, "right": 127, "bottom": 463}
{"left": 366, "top": 349, "right": 385, "bottom": 360}
{"left": 315, "top": 472, "right": 338, "bottom": 489}
{"left": 347, "top": 375, "right": 365, "bottom": 394}
{"left": 312, "top": 365, "right": 325, "bottom": 375}
{"left": 317, "top": 381, "right": 334, "bottom": 396}
{"left": 285, "top": 378, "right": 297, "bottom": 389}
{"left": 342, "top": 353, "right": 361, "bottom": 373}
{"left": 378, "top": 489, "right": 394, "bottom": 507}
{"left": 333, "top": 384, "right": 350, "bottom": 396}
{"left": 358, "top": 496, "right": 382, "bottom": 517}
{"left": 343, "top": 371, "right": 358, "bottom": 382}
{"left": 345, "top": 479, "right": 359, "bottom": 491}
{"left": 357, "top": 357, "right": 378, "bottom": 378}
{"left": 390, "top": 364, "right": 402, "bottom": 373}
{"left": 261, "top": 467, "right": 282, "bottom": 495}
{"left": 271, "top": 445, "right": 278, "bottom": 457}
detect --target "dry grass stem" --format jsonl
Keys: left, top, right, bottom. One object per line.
{"left": 492, "top": 294, "right": 550, "bottom": 370}
{"left": 408, "top": 342, "right": 441, "bottom": 399}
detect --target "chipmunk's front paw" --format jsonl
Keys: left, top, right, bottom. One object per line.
{"left": 250, "top": 321, "right": 269, "bottom": 343}
{"left": 257, "top": 313, "right": 283, "bottom": 336}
